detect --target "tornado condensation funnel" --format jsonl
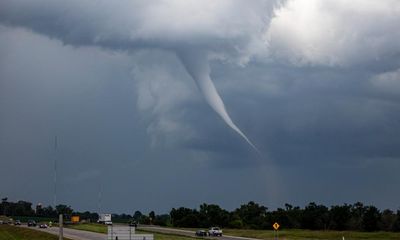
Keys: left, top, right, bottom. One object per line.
{"left": 178, "top": 50, "right": 259, "bottom": 152}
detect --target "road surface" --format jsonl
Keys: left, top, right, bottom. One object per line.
{"left": 22, "top": 225, "right": 104, "bottom": 240}
{"left": 22, "top": 224, "right": 261, "bottom": 240}
{"left": 138, "top": 225, "right": 261, "bottom": 240}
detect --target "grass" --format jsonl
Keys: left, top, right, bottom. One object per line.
{"left": 0, "top": 224, "right": 72, "bottom": 240}
{"left": 67, "top": 223, "right": 400, "bottom": 240}
{"left": 67, "top": 223, "right": 203, "bottom": 240}
{"left": 141, "top": 231, "right": 205, "bottom": 240}
{"left": 67, "top": 223, "right": 107, "bottom": 234}
{"left": 222, "top": 228, "right": 400, "bottom": 240}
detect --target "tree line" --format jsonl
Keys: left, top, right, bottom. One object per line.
{"left": 1, "top": 197, "right": 400, "bottom": 232}
{"left": 168, "top": 202, "right": 400, "bottom": 232}
{"left": 0, "top": 197, "right": 98, "bottom": 222}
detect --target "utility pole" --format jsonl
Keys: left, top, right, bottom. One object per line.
{"left": 59, "top": 214, "right": 63, "bottom": 240}
{"left": 54, "top": 136, "right": 58, "bottom": 207}
{"left": 98, "top": 182, "right": 102, "bottom": 215}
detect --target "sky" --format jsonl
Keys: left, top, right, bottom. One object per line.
{"left": 0, "top": 0, "right": 400, "bottom": 214}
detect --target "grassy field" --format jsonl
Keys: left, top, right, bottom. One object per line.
{"left": 0, "top": 224, "right": 71, "bottom": 240}
{"left": 67, "top": 223, "right": 203, "bottom": 240}
{"left": 222, "top": 228, "right": 400, "bottom": 240}
{"left": 67, "top": 223, "right": 400, "bottom": 240}
{"left": 67, "top": 223, "right": 107, "bottom": 234}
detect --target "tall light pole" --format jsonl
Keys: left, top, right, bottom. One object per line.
{"left": 54, "top": 136, "right": 58, "bottom": 207}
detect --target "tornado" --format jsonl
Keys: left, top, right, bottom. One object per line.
{"left": 178, "top": 51, "right": 259, "bottom": 152}
{"left": 0, "top": 0, "right": 262, "bottom": 152}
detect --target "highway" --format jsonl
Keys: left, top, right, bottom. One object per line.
{"left": 22, "top": 224, "right": 261, "bottom": 240}
{"left": 23, "top": 225, "right": 104, "bottom": 240}
{"left": 137, "top": 225, "right": 261, "bottom": 240}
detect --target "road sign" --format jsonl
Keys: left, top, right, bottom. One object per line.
{"left": 107, "top": 225, "right": 154, "bottom": 240}
{"left": 273, "top": 222, "right": 280, "bottom": 230}
{"left": 71, "top": 216, "right": 80, "bottom": 223}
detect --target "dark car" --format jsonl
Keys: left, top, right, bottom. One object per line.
{"left": 27, "top": 220, "right": 37, "bottom": 227}
{"left": 195, "top": 230, "right": 208, "bottom": 236}
{"left": 14, "top": 220, "right": 21, "bottom": 225}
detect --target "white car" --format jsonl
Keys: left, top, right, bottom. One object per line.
{"left": 105, "top": 221, "right": 113, "bottom": 225}
{"left": 208, "top": 227, "right": 223, "bottom": 236}
{"left": 39, "top": 223, "right": 48, "bottom": 228}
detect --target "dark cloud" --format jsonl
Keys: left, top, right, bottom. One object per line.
{"left": 1, "top": 1, "right": 400, "bottom": 213}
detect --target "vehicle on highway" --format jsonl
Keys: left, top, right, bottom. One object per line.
{"left": 208, "top": 227, "right": 223, "bottom": 236}
{"left": 195, "top": 229, "right": 208, "bottom": 236}
{"left": 105, "top": 221, "right": 113, "bottom": 225}
{"left": 39, "top": 223, "right": 48, "bottom": 228}
{"left": 0, "top": 219, "right": 12, "bottom": 224}
{"left": 128, "top": 220, "right": 137, "bottom": 227}
{"left": 14, "top": 220, "right": 21, "bottom": 225}
{"left": 27, "top": 220, "right": 37, "bottom": 227}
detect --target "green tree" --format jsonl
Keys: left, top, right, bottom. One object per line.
{"left": 302, "top": 202, "right": 329, "bottom": 230}
{"left": 199, "top": 203, "right": 229, "bottom": 227}
{"left": 133, "top": 211, "right": 142, "bottom": 221}
{"left": 234, "top": 201, "right": 268, "bottom": 229}
{"left": 170, "top": 207, "right": 199, "bottom": 227}
{"left": 379, "top": 209, "right": 396, "bottom": 231}
{"left": 392, "top": 210, "right": 400, "bottom": 232}
{"left": 56, "top": 204, "right": 73, "bottom": 216}
{"left": 14, "top": 201, "right": 34, "bottom": 216}
{"left": 329, "top": 204, "right": 351, "bottom": 230}
{"left": 149, "top": 211, "right": 155, "bottom": 224}
{"left": 153, "top": 214, "right": 170, "bottom": 226}
{"left": 349, "top": 202, "right": 366, "bottom": 230}
{"left": 1, "top": 197, "right": 8, "bottom": 215}
{"left": 43, "top": 206, "right": 57, "bottom": 218}
{"left": 362, "top": 206, "right": 381, "bottom": 231}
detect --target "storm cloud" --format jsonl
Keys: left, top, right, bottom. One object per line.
{"left": 1, "top": 0, "right": 400, "bottom": 213}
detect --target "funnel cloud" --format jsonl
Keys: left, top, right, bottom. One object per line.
{"left": 0, "top": 0, "right": 268, "bottom": 150}
{"left": 1, "top": 0, "right": 400, "bottom": 213}
{"left": 178, "top": 50, "right": 258, "bottom": 151}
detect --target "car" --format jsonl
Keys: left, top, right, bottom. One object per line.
{"left": 39, "top": 223, "right": 48, "bottom": 228}
{"left": 128, "top": 221, "right": 137, "bottom": 227}
{"left": 27, "top": 220, "right": 37, "bottom": 227}
{"left": 105, "top": 221, "right": 113, "bottom": 225}
{"left": 195, "top": 230, "right": 208, "bottom": 236}
{"left": 208, "top": 227, "right": 223, "bottom": 237}
{"left": 14, "top": 220, "right": 21, "bottom": 225}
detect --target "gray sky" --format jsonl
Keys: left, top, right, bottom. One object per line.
{"left": 1, "top": 0, "right": 400, "bottom": 214}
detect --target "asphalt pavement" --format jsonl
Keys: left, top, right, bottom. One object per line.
{"left": 21, "top": 224, "right": 261, "bottom": 240}
{"left": 22, "top": 225, "right": 104, "bottom": 240}
{"left": 137, "top": 225, "right": 261, "bottom": 240}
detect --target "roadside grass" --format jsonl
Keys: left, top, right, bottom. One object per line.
{"left": 0, "top": 224, "right": 72, "bottom": 240}
{"left": 67, "top": 223, "right": 107, "bottom": 233}
{"left": 222, "top": 228, "right": 400, "bottom": 240}
{"left": 140, "top": 230, "right": 206, "bottom": 240}
{"left": 144, "top": 226, "right": 400, "bottom": 240}
{"left": 67, "top": 223, "right": 204, "bottom": 240}
{"left": 67, "top": 223, "right": 400, "bottom": 240}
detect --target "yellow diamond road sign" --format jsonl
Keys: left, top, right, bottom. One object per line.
{"left": 273, "top": 222, "right": 280, "bottom": 230}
